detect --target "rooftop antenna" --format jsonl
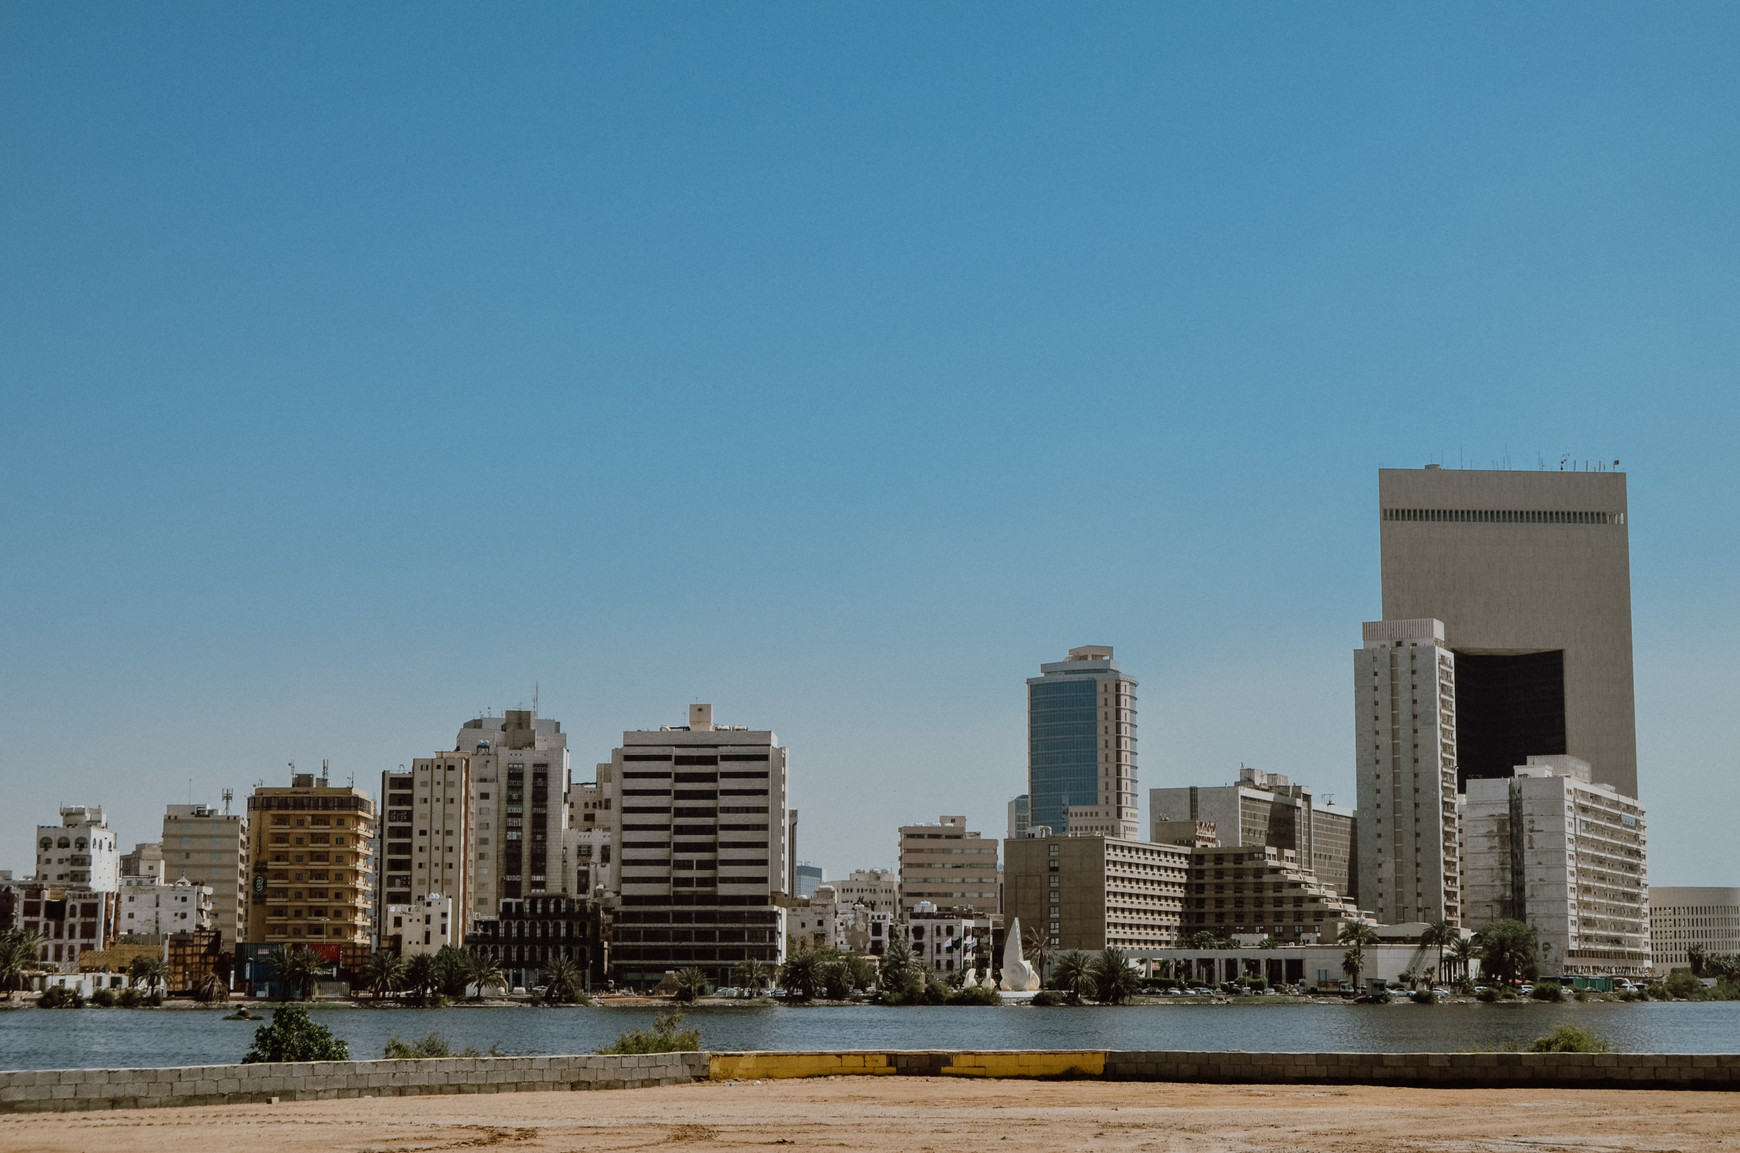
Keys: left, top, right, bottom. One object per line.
{"left": 221, "top": 788, "right": 233, "bottom": 815}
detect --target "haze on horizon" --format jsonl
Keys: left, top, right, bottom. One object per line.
{"left": 2, "top": 5, "right": 1737, "bottom": 888}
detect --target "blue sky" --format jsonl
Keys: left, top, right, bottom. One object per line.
{"left": 3, "top": 5, "right": 1736, "bottom": 887}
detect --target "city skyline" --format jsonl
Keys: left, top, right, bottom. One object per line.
{"left": 4, "top": 8, "right": 1738, "bottom": 889}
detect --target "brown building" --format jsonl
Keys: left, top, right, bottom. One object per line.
{"left": 899, "top": 816, "right": 1000, "bottom": 919}
{"left": 1181, "top": 844, "right": 1370, "bottom": 943}
{"left": 245, "top": 769, "right": 375, "bottom": 946}
{"left": 0, "top": 882, "right": 118, "bottom": 971}
{"left": 1004, "top": 835, "right": 1188, "bottom": 952}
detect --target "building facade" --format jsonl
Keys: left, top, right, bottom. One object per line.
{"left": 898, "top": 816, "right": 1000, "bottom": 918}
{"left": 466, "top": 893, "right": 608, "bottom": 991}
{"left": 830, "top": 868, "right": 899, "bottom": 914}
{"left": 245, "top": 770, "right": 376, "bottom": 946}
{"left": 120, "top": 843, "right": 164, "bottom": 881}
{"left": 0, "top": 882, "right": 118, "bottom": 971}
{"left": 605, "top": 703, "right": 791, "bottom": 986}
{"left": 379, "top": 753, "right": 472, "bottom": 939}
{"left": 1648, "top": 887, "right": 1740, "bottom": 978}
{"left": 1004, "top": 834, "right": 1189, "bottom": 952}
{"left": 385, "top": 892, "right": 454, "bottom": 957}
{"left": 1027, "top": 646, "right": 1138, "bottom": 838}
{"left": 1355, "top": 618, "right": 1462, "bottom": 927}
{"left": 1007, "top": 794, "right": 1031, "bottom": 840}
{"left": 35, "top": 807, "right": 119, "bottom": 892}
{"left": 118, "top": 875, "right": 212, "bottom": 936}
{"left": 1463, "top": 756, "right": 1650, "bottom": 978}
{"left": 161, "top": 803, "right": 248, "bottom": 947}
{"left": 1151, "top": 767, "right": 1358, "bottom": 903}
{"left": 1180, "top": 844, "right": 1371, "bottom": 943}
{"left": 455, "top": 710, "right": 572, "bottom": 920}
{"left": 1379, "top": 465, "right": 1637, "bottom": 797}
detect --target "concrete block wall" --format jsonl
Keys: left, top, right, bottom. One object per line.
{"left": 0, "top": 1052, "right": 709, "bottom": 1114}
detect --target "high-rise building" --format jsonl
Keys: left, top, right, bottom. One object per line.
{"left": 793, "top": 864, "right": 824, "bottom": 898}
{"left": 34, "top": 807, "right": 119, "bottom": 892}
{"left": 1007, "top": 795, "right": 1031, "bottom": 840}
{"left": 1355, "top": 618, "right": 1462, "bottom": 927}
{"left": 161, "top": 803, "right": 248, "bottom": 947}
{"left": 1463, "top": 755, "right": 1650, "bottom": 979}
{"left": 605, "top": 703, "right": 791, "bottom": 986}
{"left": 1027, "top": 646, "right": 1138, "bottom": 838}
{"left": 1648, "top": 887, "right": 1740, "bottom": 978}
{"left": 1379, "top": 465, "right": 1637, "bottom": 797}
{"left": 454, "top": 710, "right": 571, "bottom": 918}
{"left": 1004, "top": 834, "right": 1188, "bottom": 951}
{"left": 898, "top": 816, "right": 1000, "bottom": 919}
{"left": 245, "top": 769, "right": 376, "bottom": 947}
{"left": 1151, "top": 767, "right": 1358, "bottom": 903}
{"left": 378, "top": 752, "right": 471, "bottom": 938}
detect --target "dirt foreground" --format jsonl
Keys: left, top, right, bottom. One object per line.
{"left": 5, "top": 1077, "right": 1737, "bottom": 1153}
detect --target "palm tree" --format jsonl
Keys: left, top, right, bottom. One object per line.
{"left": 361, "top": 951, "right": 406, "bottom": 1001}
{"left": 0, "top": 929, "right": 43, "bottom": 998}
{"left": 1448, "top": 934, "right": 1478, "bottom": 986}
{"left": 1420, "top": 920, "right": 1456, "bottom": 985}
{"left": 1049, "top": 950, "right": 1094, "bottom": 1003}
{"left": 734, "top": 958, "right": 774, "bottom": 995}
{"left": 128, "top": 953, "right": 170, "bottom": 996}
{"left": 192, "top": 968, "right": 229, "bottom": 1003}
{"left": 1088, "top": 947, "right": 1140, "bottom": 1004}
{"left": 469, "top": 955, "right": 506, "bottom": 1000}
{"left": 540, "top": 955, "right": 584, "bottom": 1004}
{"left": 673, "top": 967, "right": 711, "bottom": 1003}
{"left": 780, "top": 951, "right": 824, "bottom": 1001}
{"left": 403, "top": 953, "right": 439, "bottom": 1005}
{"left": 1181, "top": 930, "right": 1220, "bottom": 950}
{"left": 433, "top": 946, "right": 475, "bottom": 998}
{"left": 1021, "top": 925, "right": 1056, "bottom": 985}
{"left": 878, "top": 938, "right": 920, "bottom": 996}
{"left": 1338, "top": 922, "right": 1379, "bottom": 993}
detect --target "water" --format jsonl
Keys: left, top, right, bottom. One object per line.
{"left": 2, "top": 1000, "right": 1736, "bottom": 1070}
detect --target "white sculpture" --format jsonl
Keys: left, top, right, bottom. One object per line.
{"left": 998, "top": 917, "right": 1041, "bottom": 992}
{"left": 962, "top": 968, "right": 979, "bottom": 989}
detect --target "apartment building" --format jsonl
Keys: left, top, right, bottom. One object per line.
{"left": 1004, "top": 834, "right": 1189, "bottom": 952}
{"left": 1355, "top": 618, "right": 1462, "bottom": 927}
{"left": 898, "top": 816, "right": 1000, "bottom": 918}
{"left": 117, "top": 874, "right": 212, "bottom": 936}
{"left": 162, "top": 802, "right": 248, "bottom": 947}
{"left": 830, "top": 868, "right": 899, "bottom": 914}
{"left": 1027, "top": 646, "right": 1139, "bottom": 838}
{"left": 1649, "top": 887, "right": 1740, "bottom": 978}
{"left": 605, "top": 704, "right": 791, "bottom": 986}
{"left": 378, "top": 752, "right": 471, "bottom": 938}
{"left": 1463, "top": 755, "right": 1650, "bottom": 978}
{"left": 1152, "top": 766, "right": 1358, "bottom": 903}
{"left": 0, "top": 881, "right": 118, "bottom": 971}
{"left": 244, "top": 769, "right": 376, "bottom": 946}
{"left": 120, "top": 843, "right": 164, "bottom": 881}
{"left": 1180, "top": 844, "right": 1370, "bottom": 943}
{"left": 34, "top": 807, "right": 119, "bottom": 891}
{"left": 384, "top": 893, "right": 454, "bottom": 957}
{"left": 455, "top": 710, "right": 572, "bottom": 918}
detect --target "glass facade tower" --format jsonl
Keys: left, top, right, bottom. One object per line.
{"left": 1025, "top": 647, "right": 1138, "bottom": 839}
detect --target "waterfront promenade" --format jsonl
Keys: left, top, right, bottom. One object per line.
{"left": 9, "top": 1077, "right": 1740, "bottom": 1153}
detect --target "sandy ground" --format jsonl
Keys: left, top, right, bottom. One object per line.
{"left": 5, "top": 1078, "right": 1738, "bottom": 1153}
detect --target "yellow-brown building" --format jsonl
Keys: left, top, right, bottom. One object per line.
{"left": 245, "top": 770, "right": 375, "bottom": 946}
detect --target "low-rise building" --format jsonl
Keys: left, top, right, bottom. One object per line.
{"left": 386, "top": 893, "right": 455, "bottom": 957}
{"left": 902, "top": 904, "right": 991, "bottom": 973}
{"left": 1181, "top": 844, "right": 1371, "bottom": 943}
{"left": 0, "top": 882, "right": 118, "bottom": 972}
{"left": 830, "top": 868, "right": 899, "bottom": 914}
{"left": 1648, "top": 887, "right": 1740, "bottom": 978}
{"left": 1463, "top": 755, "right": 1650, "bottom": 979}
{"left": 1004, "top": 834, "right": 1190, "bottom": 952}
{"left": 118, "top": 875, "right": 212, "bottom": 936}
{"left": 466, "top": 893, "right": 608, "bottom": 991}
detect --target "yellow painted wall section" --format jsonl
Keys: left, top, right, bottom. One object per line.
{"left": 943, "top": 1051, "right": 1107, "bottom": 1078}
{"left": 710, "top": 1052, "right": 896, "bottom": 1080}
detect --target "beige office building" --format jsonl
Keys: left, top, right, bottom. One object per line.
{"left": 898, "top": 816, "right": 1000, "bottom": 918}
{"left": 162, "top": 803, "right": 249, "bottom": 947}
{"left": 1379, "top": 465, "right": 1637, "bottom": 798}
{"left": 379, "top": 752, "right": 471, "bottom": 939}
{"left": 1004, "top": 834, "right": 1188, "bottom": 951}
{"left": 245, "top": 770, "right": 375, "bottom": 946}
{"left": 1649, "top": 887, "right": 1740, "bottom": 978}
{"left": 1463, "top": 756, "right": 1650, "bottom": 979}
{"left": 1355, "top": 618, "right": 1462, "bottom": 927}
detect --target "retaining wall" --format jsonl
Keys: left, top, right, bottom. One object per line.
{"left": 0, "top": 1051, "right": 707, "bottom": 1114}
{"left": 5, "top": 1048, "right": 1736, "bottom": 1113}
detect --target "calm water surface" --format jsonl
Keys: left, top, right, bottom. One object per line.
{"left": 2, "top": 1001, "right": 1736, "bottom": 1070}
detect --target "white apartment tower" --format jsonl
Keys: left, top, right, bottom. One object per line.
{"left": 605, "top": 703, "right": 791, "bottom": 986}
{"left": 162, "top": 803, "right": 248, "bottom": 947}
{"left": 379, "top": 752, "right": 472, "bottom": 939}
{"left": 1464, "top": 755, "right": 1650, "bottom": 979}
{"left": 1355, "top": 619, "right": 1462, "bottom": 927}
{"left": 35, "top": 807, "right": 120, "bottom": 892}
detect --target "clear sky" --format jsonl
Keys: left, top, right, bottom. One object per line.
{"left": 3, "top": 5, "right": 1736, "bottom": 887}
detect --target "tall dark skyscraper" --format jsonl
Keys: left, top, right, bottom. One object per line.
{"left": 1026, "top": 646, "right": 1138, "bottom": 839}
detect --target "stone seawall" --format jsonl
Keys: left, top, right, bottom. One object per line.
{"left": 0, "top": 1052, "right": 708, "bottom": 1114}
{"left": 4, "top": 1049, "right": 1736, "bottom": 1113}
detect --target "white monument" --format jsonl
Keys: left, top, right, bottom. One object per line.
{"left": 998, "top": 917, "right": 1041, "bottom": 992}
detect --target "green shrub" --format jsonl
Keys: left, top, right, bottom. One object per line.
{"left": 383, "top": 1032, "right": 503, "bottom": 1059}
{"left": 1475, "top": 986, "right": 1498, "bottom": 1003}
{"left": 38, "top": 986, "right": 83, "bottom": 1009}
{"left": 946, "top": 984, "right": 1002, "bottom": 1006}
{"left": 89, "top": 987, "right": 118, "bottom": 1007}
{"left": 241, "top": 1004, "right": 349, "bottom": 1063}
{"left": 1411, "top": 988, "right": 1437, "bottom": 1004}
{"left": 598, "top": 1008, "right": 700, "bottom": 1054}
{"left": 1645, "top": 982, "right": 1673, "bottom": 1001}
{"left": 1530, "top": 982, "right": 1564, "bottom": 1002}
{"left": 1664, "top": 970, "right": 1704, "bottom": 1000}
{"left": 1528, "top": 1024, "right": 1611, "bottom": 1053}
{"left": 1030, "top": 989, "right": 1064, "bottom": 1007}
